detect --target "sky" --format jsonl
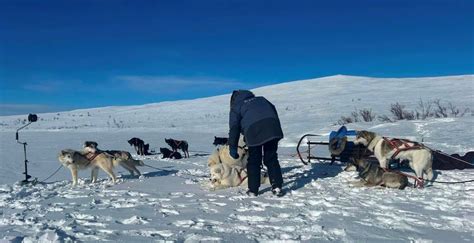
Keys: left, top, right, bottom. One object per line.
{"left": 0, "top": 0, "right": 473, "bottom": 116}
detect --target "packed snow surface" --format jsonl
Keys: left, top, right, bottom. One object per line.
{"left": 0, "top": 75, "right": 473, "bottom": 242}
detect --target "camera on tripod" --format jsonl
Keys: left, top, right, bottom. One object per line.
{"left": 16, "top": 113, "right": 38, "bottom": 185}
{"left": 28, "top": 114, "right": 38, "bottom": 123}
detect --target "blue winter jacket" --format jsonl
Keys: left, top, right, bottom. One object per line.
{"left": 228, "top": 90, "right": 284, "bottom": 150}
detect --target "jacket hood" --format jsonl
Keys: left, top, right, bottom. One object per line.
{"left": 230, "top": 90, "right": 255, "bottom": 107}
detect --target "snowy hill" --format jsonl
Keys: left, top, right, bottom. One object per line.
{"left": 1, "top": 75, "right": 472, "bottom": 133}
{"left": 0, "top": 75, "right": 473, "bottom": 242}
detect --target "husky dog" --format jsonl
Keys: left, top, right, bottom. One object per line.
{"left": 165, "top": 138, "right": 189, "bottom": 158}
{"left": 58, "top": 149, "right": 119, "bottom": 186}
{"left": 84, "top": 141, "right": 99, "bottom": 151}
{"left": 143, "top": 144, "right": 150, "bottom": 155}
{"left": 213, "top": 136, "right": 228, "bottom": 146}
{"left": 83, "top": 141, "right": 144, "bottom": 176}
{"left": 208, "top": 135, "right": 248, "bottom": 167}
{"left": 106, "top": 150, "right": 144, "bottom": 176}
{"left": 207, "top": 145, "right": 248, "bottom": 168}
{"left": 351, "top": 158, "right": 408, "bottom": 189}
{"left": 354, "top": 130, "right": 433, "bottom": 185}
{"left": 159, "top": 147, "right": 183, "bottom": 159}
{"left": 209, "top": 163, "right": 269, "bottom": 190}
{"left": 127, "top": 137, "right": 150, "bottom": 155}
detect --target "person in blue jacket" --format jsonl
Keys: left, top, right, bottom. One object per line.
{"left": 228, "top": 90, "right": 284, "bottom": 197}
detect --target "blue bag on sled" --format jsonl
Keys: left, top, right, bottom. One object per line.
{"left": 329, "top": 126, "right": 358, "bottom": 163}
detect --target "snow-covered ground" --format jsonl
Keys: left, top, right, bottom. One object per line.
{"left": 0, "top": 75, "right": 473, "bottom": 242}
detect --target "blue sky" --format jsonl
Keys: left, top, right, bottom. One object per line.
{"left": 1, "top": 0, "right": 473, "bottom": 115}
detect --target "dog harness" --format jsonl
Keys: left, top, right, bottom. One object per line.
{"left": 381, "top": 167, "right": 424, "bottom": 188}
{"left": 383, "top": 137, "right": 424, "bottom": 159}
{"left": 85, "top": 152, "right": 100, "bottom": 161}
{"left": 173, "top": 140, "right": 184, "bottom": 147}
{"left": 236, "top": 168, "right": 248, "bottom": 186}
{"left": 366, "top": 135, "right": 424, "bottom": 159}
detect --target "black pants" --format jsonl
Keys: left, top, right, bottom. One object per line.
{"left": 247, "top": 139, "right": 283, "bottom": 193}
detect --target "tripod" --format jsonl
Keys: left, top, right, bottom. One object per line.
{"left": 16, "top": 120, "right": 36, "bottom": 185}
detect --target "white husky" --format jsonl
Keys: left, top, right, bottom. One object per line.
{"left": 58, "top": 149, "right": 119, "bottom": 186}
{"left": 209, "top": 163, "right": 269, "bottom": 190}
{"left": 208, "top": 135, "right": 248, "bottom": 168}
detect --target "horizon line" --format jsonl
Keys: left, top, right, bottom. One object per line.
{"left": 1, "top": 73, "right": 473, "bottom": 117}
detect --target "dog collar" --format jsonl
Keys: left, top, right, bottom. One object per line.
{"left": 367, "top": 136, "right": 382, "bottom": 151}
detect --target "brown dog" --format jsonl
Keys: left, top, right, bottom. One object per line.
{"left": 350, "top": 158, "right": 409, "bottom": 189}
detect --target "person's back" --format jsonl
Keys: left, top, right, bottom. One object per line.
{"left": 228, "top": 90, "right": 284, "bottom": 197}
{"left": 229, "top": 91, "right": 283, "bottom": 148}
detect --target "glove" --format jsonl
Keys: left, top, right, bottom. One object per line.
{"left": 229, "top": 146, "right": 239, "bottom": 159}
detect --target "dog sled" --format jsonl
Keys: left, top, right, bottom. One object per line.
{"left": 296, "top": 126, "right": 473, "bottom": 170}
{"left": 296, "top": 126, "right": 372, "bottom": 165}
{"left": 296, "top": 126, "right": 474, "bottom": 188}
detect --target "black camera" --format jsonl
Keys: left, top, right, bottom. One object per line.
{"left": 28, "top": 114, "right": 38, "bottom": 123}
